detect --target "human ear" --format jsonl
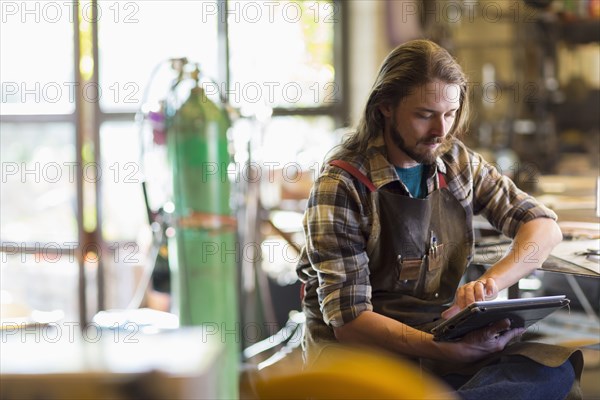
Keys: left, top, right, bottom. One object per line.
{"left": 379, "top": 103, "right": 393, "bottom": 118}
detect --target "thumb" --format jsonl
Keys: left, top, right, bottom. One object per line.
{"left": 482, "top": 277, "right": 498, "bottom": 299}
{"left": 441, "top": 304, "right": 460, "bottom": 319}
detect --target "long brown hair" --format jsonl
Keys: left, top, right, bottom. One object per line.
{"left": 332, "top": 39, "right": 470, "bottom": 160}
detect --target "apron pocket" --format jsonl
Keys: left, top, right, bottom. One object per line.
{"left": 399, "top": 258, "right": 422, "bottom": 280}
{"left": 396, "top": 257, "right": 424, "bottom": 293}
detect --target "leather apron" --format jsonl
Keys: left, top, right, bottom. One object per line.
{"left": 367, "top": 168, "right": 470, "bottom": 330}
{"left": 303, "top": 160, "right": 470, "bottom": 363}
{"left": 302, "top": 160, "right": 583, "bottom": 390}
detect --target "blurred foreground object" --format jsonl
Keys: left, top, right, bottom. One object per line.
{"left": 253, "top": 346, "right": 456, "bottom": 400}
{"left": 1, "top": 326, "right": 222, "bottom": 400}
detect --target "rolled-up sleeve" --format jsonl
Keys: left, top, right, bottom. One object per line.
{"left": 470, "top": 151, "right": 557, "bottom": 238}
{"left": 303, "top": 174, "right": 372, "bottom": 328}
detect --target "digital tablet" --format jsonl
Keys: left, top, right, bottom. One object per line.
{"left": 431, "top": 295, "right": 569, "bottom": 342}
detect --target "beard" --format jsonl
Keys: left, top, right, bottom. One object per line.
{"left": 389, "top": 120, "right": 449, "bottom": 165}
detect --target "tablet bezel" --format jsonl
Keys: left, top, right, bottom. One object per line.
{"left": 431, "top": 295, "right": 569, "bottom": 342}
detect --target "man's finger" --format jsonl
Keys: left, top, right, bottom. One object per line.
{"left": 441, "top": 304, "right": 460, "bottom": 319}
{"left": 488, "top": 318, "right": 512, "bottom": 332}
{"left": 497, "top": 327, "right": 526, "bottom": 347}
{"left": 474, "top": 280, "right": 486, "bottom": 301}
{"left": 480, "top": 319, "right": 512, "bottom": 341}
{"left": 464, "top": 285, "right": 476, "bottom": 306}
{"left": 482, "top": 277, "right": 497, "bottom": 299}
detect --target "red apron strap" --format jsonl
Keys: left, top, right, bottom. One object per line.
{"left": 437, "top": 172, "right": 447, "bottom": 189}
{"left": 329, "top": 160, "right": 377, "bottom": 192}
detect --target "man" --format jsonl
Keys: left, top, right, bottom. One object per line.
{"left": 296, "top": 40, "right": 581, "bottom": 399}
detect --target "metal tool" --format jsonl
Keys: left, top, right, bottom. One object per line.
{"left": 429, "top": 231, "right": 438, "bottom": 258}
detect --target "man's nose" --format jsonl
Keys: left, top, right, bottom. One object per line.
{"left": 430, "top": 116, "right": 447, "bottom": 137}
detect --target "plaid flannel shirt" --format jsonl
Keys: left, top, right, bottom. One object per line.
{"left": 296, "top": 134, "right": 557, "bottom": 328}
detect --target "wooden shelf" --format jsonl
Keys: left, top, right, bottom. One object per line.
{"left": 535, "top": 16, "right": 600, "bottom": 44}
{"left": 559, "top": 19, "right": 600, "bottom": 44}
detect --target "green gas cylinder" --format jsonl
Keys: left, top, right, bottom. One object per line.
{"left": 166, "top": 79, "right": 239, "bottom": 399}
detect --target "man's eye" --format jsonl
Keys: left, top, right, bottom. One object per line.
{"left": 445, "top": 113, "right": 456, "bottom": 119}
{"left": 418, "top": 113, "right": 432, "bottom": 119}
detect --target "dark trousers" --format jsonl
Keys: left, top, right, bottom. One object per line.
{"left": 442, "top": 355, "right": 576, "bottom": 400}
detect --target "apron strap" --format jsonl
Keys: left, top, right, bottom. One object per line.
{"left": 329, "top": 160, "right": 377, "bottom": 192}
{"left": 330, "top": 160, "right": 447, "bottom": 192}
{"left": 437, "top": 172, "right": 447, "bottom": 189}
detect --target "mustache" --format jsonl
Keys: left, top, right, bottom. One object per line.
{"left": 419, "top": 137, "right": 444, "bottom": 145}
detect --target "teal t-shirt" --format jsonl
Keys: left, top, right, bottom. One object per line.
{"left": 395, "top": 164, "right": 426, "bottom": 199}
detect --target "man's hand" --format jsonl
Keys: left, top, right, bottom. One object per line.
{"left": 440, "top": 219, "right": 562, "bottom": 320}
{"left": 437, "top": 319, "right": 525, "bottom": 363}
{"left": 441, "top": 277, "right": 498, "bottom": 319}
{"left": 332, "top": 310, "right": 524, "bottom": 364}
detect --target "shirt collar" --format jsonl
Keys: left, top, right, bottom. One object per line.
{"left": 365, "top": 133, "right": 447, "bottom": 190}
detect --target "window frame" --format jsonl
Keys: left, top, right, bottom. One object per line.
{"left": 1, "top": 0, "right": 348, "bottom": 324}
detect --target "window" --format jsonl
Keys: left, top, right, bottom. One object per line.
{"left": 228, "top": 1, "right": 338, "bottom": 109}
{"left": 1, "top": 0, "right": 346, "bottom": 323}
{"left": 1, "top": 4, "right": 80, "bottom": 322}
{"left": 227, "top": 0, "right": 345, "bottom": 212}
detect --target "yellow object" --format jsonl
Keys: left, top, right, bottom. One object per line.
{"left": 254, "top": 345, "right": 457, "bottom": 400}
